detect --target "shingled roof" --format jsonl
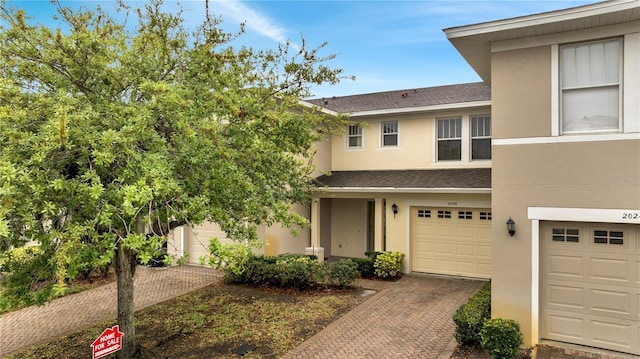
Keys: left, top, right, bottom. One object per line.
{"left": 306, "top": 82, "right": 490, "bottom": 113}
{"left": 315, "top": 168, "right": 491, "bottom": 190}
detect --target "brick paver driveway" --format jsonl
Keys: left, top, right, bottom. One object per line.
{"left": 1, "top": 268, "right": 483, "bottom": 359}
{"left": 0, "top": 265, "right": 222, "bottom": 357}
{"left": 283, "top": 274, "right": 485, "bottom": 359}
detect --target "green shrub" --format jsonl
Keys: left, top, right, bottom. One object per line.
{"left": 276, "top": 256, "right": 326, "bottom": 290}
{"left": 480, "top": 318, "right": 524, "bottom": 359}
{"left": 351, "top": 257, "right": 375, "bottom": 278}
{"left": 453, "top": 281, "right": 491, "bottom": 347}
{"left": 373, "top": 251, "right": 404, "bottom": 278}
{"left": 328, "top": 259, "right": 360, "bottom": 287}
{"left": 0, "top": 246, "right": 56, "bottom": 312}
{"left": 223, "top": 254, "right": 325, "bottom": 290}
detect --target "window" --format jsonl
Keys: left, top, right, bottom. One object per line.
{"left": 552, "top": 228, "right": 580, "bottom": 242}
{"left": 347, "top": 124, "right": 362, "bottom": 148}
{"left": 479, "top": 212, "right": 492, "bottom": 220}
{"left": 458, "top": 211, "right": 472, "bottom": 220}
{"left": 560, "top": 38, "right": 621, "bottom": 134}
{"left": 471, "top": 115, "right": 491, "bottom": 160}
{"left": 417, "top": 210, "right": 431, "bottom": 218}
{"left": 593, "top": 229, "right": 623, "bottom": 245}
{"left": 437, "top": 118, "right": 461, "bottom": 160}
{"left": 437, "top": 210, "right": 451, "bottom": 219}
{"left": 381, "top": 121, "right": 398, "bottom": 146}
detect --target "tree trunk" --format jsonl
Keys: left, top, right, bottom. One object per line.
{"left": 115, "top": 240, "right": 137, "bottom": 358}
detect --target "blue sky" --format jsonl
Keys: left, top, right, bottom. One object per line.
{"left": 5, "top": 0, "right": 598, "bottom": 98}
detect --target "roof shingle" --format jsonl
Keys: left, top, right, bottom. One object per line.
{"left": 306, "top": 82, "right": 490, "bottom": 113}
{"left": 315, "top": 168, "right": 491, "bottom": 190}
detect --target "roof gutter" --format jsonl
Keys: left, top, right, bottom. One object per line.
{"left": 313, "top": 187, "right": 492, "bottom": 194}
{"left": 347, "top": 100, "right": 491, "bottom": 118}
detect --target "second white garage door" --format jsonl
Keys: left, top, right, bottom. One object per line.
{"left": 540, "top": 221, "right": 640, "bottom": 355}
{"left": 410, "top": 207, "right": 492, "bottom": 278}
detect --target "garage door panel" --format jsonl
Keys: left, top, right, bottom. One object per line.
{"left": 478, "top": 245, "right": 492, "bottom": 258}
{"left": 591, "top": 289, "right": 632, "bottom": 315}
{"left": 456, "top": 244, "right": 475, "bottom": 256}
{"left": 591, "top": 320, "right": 634, "bottom": 349}
{"left": 547, "top": 254, "right": 584, "bottom": 277}
{"left": 411, "top": 207, "right": 492, "bottom": 279}
{"left": 477, "top": 264, "right": 491, "bottom": 276}
{"left": 590, "top": 257, "right": 631, "bottom": 282}
{"left": 541, "top": 221, "right": 640, "bottom": 355}
{"left": 545, "top": 312, "right": 585, "bottom": 340}
{"left": 547, "top": 284, "right": 584, "bottom": 309}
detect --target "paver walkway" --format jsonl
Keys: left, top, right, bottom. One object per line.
{"left": 0, "top": 265, "right": 222, "bottom": 357}
{"left": 282, "top": 274, "right": 486, "bottom": 359}
{"left": 4, "top": 268, "right": 622, "bottom": 359}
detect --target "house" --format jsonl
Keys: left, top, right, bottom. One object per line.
{"left": 167, "top": 83, "right": 493, "bottom": 274}
{"left": 167, "top": 0, "right": 639, "bottom": 356}
{"left": 306, "top": 83, "right": 494, "bottom": 280}
{"left": 445, "top": 0, "right": 639, "bottom": 355}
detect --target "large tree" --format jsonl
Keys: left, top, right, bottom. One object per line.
{"left": 0, "top": 1, "right": 345, "bottom": 357}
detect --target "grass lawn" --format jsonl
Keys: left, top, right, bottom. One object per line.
{"left": 7, "top": 282, "right": 374, "bottom": 358}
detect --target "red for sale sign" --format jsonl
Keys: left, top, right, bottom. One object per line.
{"left": 91, "top": 325, "right": 123, "bottom": 359}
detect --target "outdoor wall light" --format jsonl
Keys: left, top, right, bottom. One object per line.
{"left": 391, "top": 203, "right": 398, "bottom": 218}
{"left": 506, "top": 217, "right": 516, "bottom": 236}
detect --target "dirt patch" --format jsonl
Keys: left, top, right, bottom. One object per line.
{"left": 11, "top": 283, "right": 373, "bottom": 359}
{"left": 451, "top": 345, "right": 531, "bottom": 359}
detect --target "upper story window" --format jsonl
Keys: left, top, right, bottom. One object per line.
{"left": 471, "top": 115, "right": 491, "bottom": 160}
{"left": 560, "top": 38, "right": 621, "bottom": 134}
{"left": 381, "top": 121, "right": 398, "bottom": 147}
{"left": 347, "top": 124, "right": 363, "bottom": 148}
{"left": 437, "top": 117, "right": 462, "bottom": 161}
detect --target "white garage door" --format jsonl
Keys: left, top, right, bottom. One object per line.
{"left": 410, "top": 207, "right": 492, "bottom": 278}
{"left": 167, "top": 222, "right": 232, "bottom": 265}
{"left": 540, "top": 221, "right": 640, "bottom": 355}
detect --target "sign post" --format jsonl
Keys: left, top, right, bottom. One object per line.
{"left": 91, "top": 325, "right": 124, "bottom": 359}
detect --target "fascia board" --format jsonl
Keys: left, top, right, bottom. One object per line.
{"left": 444, "top": 0, "right": 638, "bottom": 39}
{"left": 346, "top": 100, "right": 491, "bottom": 118}
{"left": 313, "top": 187, "right": 492, "bottom": 194}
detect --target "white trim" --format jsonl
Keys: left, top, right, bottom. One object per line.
{"left": 530, "top": 219, "right": 540, "bottom": 347}
{"left": 527, "top": 206, "right": 640, "bottom": 347}
{"left": 314, "top": 187, "right": 491, "bottom": 195}
{"left": 380, "top": 120, "right": 400, "bottom": 148}
{"left": 493, "top": 132, "right": 640, "bottom": 146}
{"left": 297, "top": 100, "right": 339, "bottom": 116}
{"left": 528, "top": 207, "right": 640, "bottom": 223}
{"left": 346, "top": 123, "right": 364, "bottom": 150}
{"left": 444, "top": 0, "right": 638, "bottom": 39}
{"left": 405, "top": 200, "right": 491, "bottom": 208}
{"left": 624, "top": 32, "right": 640, "bottom": 133}
{"left": 491, "top": 21, "right": 639, "bottom": 53}
{"left": 349, "top": 101, "right": 491, "bottom": 118}
{"left": 405, "top": 202, "right": 411, "bottom": 274}
{"left": 551, "top": 44, "right": 559, "bottom": 137}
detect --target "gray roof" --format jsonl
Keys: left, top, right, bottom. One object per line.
{"left": 307, "top": 82, "right": 490, "bottom": 113}
{"left": 315, "top": 168, "right": 491, "bottom": 190}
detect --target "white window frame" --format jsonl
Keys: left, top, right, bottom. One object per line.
{"left": 559, "top": 38, "right": 622, "bottom": 135}
{"left": 346, "top": 123, "right": 363, "bottom": 149}
{"left": 436, "top": 117, "right": 462, "bottom": 161}
{"left": 381, "top": 120, "right": 399, "bottom": 147}
{"left": 471, "top": 114, "right": 491, "bottom": 160}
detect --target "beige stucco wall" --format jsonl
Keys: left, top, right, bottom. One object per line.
{"left": 490, "top": 26, "right": 640, "bottom": 346}
{"left": 331, "top": 108, "right": 491, "bottom": 171}
{"left": 491, "top": 140, "right": 640, "bottom": 345}
{"left": 491, "top": 46, "right": 551, "bottom": 139}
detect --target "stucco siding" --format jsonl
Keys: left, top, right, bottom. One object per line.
{"left": 492, "top": 46, "right": 552, "bottom": 140}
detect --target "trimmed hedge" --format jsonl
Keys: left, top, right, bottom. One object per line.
{"left": 223, "top": 254, "right": 325, "bottom": 290}
{"left": 453, "top": 281, "right": 491, "bottom": 347}
{"left": 480, "top": 318, "right": 524, "bottom": 359}
{"left": 328, "top": 259, "right": 360, "bottom": 288}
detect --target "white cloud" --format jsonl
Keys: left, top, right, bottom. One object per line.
{"left": 209, "top": 0, "right": 288, "bottom": 44}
